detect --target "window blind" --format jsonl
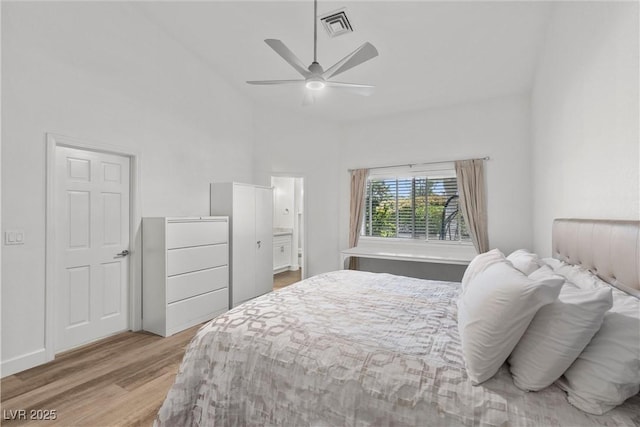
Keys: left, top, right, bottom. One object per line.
{"left": 363, "top": 174, "right": 470, "bottom": 242}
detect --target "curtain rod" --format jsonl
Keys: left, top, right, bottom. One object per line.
{"left": 347, "top": 156, "right": 490, "bottom": 173}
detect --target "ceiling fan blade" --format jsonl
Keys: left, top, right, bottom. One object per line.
{"left": 325, "top": 81, "right": 375, "bottom": 96}
{"left": 246, "top": 79, "right": 305, "bottom": 85}
{"left": 322, "top": 42, "right": 379, "bottom": 79}
{"left": 265, "top": 39, "right": 311, "bottom": 78}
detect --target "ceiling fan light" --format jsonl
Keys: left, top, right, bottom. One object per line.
{"left": 305, "top": 79, "right": 326, "bottom": 90}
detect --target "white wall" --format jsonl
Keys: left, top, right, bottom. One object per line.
{"left": 255, "top": 94, "right": 532, "bottom": 279}
{"left": 340, "top": 95, "right": 533, "bottom": 260}
{"left": 531, "top": 2, "right": 640, "bottom": 256}
{"left": 272, "top": 177, "right": 295, "bottom": 229}
{"left": 1, "top": 3, "right": 253, "bottom": 374}
{"left": 253, "top": 109, "right": 342, "bottom": 277}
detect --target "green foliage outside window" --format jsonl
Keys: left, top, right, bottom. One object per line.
{"left": 363, "top": 177, "right": 469, "bottom": 241}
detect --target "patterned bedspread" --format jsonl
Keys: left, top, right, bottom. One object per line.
{"left": 156, "top": 270, "right": 640, "bottom": 426}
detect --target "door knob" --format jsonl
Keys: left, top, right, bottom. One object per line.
{"left": 257, "top": 241, "right": 261, "bottom": 249}
{"left": 115, "top": 250, "right": 130, "bottom": 258}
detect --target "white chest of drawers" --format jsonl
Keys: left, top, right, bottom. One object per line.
{"left": 142, "top": 217, "right": 229, "bottom": 337}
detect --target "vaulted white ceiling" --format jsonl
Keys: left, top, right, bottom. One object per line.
{"left": 135, "top": 1, "right": 552, "bottom": 122}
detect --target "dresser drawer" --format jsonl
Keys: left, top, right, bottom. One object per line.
{"left": 167, "top": 244, "right": 228, "bottom": 276}
{"left": 167, "top": 288, "right": 229, "bottom": 334}
{"left": 166, "top": 219, "right": 228, "bottom": 249}
{"left": 167, "top": 265, "right": 228, "bottom": 303}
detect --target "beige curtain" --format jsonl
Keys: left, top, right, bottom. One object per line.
{"left": 455, "top": 159, "right": 489, "bottom": 253}
{"left": 348, "top": 169, "right": 369, "bottom": 270}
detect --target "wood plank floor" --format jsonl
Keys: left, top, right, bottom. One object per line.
{"left": 0, "top": 324, "right": 202, "bottom": 426}
{"left": 1, "top": 281, "right": 301, "bottom": 426}
{"left": 273, "top": 269, "right": 302, "bottom": 289}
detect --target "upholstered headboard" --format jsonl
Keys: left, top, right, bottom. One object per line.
{"left": 552, "top": 218, "right": 640, "bottom": 297}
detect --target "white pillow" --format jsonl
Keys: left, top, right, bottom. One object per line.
{"left": 506, "top": 249, "right": 541, "bottom": 275}
{"left": 527, "top": 264, "right": 556, "bottom": 279}
{"left": 540, "top": 257, "right": 564, "bottom": 270}
{"left": 509, "top": 267, "right": 613, "bottom": 391}
{"left": 460, "top": 248, "right": 505, "bottom": 291}
{"left": 553, "top": 263, "right": 593, "bottom": 286}
{"left": 457, "top": 261, "right": 564, "bottom": 385}
{"left": 556, "top": 287, "right": 640, "bottom": 414}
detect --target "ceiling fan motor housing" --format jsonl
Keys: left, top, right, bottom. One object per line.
{"left": 308, "top": 61, "right": 324, "bottom": 75}
{"left": 305, "top": 62, "right": 326, "bottom": 90}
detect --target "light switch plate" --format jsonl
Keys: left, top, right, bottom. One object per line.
{"left": 5, "top": 230, "right": 25, "bottom": 245}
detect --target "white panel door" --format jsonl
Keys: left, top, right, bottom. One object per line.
{"left": 254, "top": 187, "right": 274, "bottom": 297}
{"left": 55, "top": 146, "right": 130, "bottom": 352}
{"left": 231, "top": 184, "right": 256, "bottom": 306}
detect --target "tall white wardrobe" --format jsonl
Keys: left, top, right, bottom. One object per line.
{"left": 211, "top": 182, "right": 273, "bottom": 307}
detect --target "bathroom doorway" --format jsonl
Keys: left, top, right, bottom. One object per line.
{"left": 271, "top": 176, "right": 305, "bottom": 289}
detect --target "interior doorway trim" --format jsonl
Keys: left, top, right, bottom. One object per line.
{"left": 45, "top": 133, "right": 142, "bottom": 362}
{"left": 270, "top": 173, "right": 307, "bottom": 280}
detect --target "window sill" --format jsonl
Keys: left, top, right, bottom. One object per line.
{"left": 341, "top": 239, "right": 477, "bottom": 266}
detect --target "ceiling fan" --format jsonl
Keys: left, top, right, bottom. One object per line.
{"left": 246, "top": 0, "right": 379, "bottom": 104}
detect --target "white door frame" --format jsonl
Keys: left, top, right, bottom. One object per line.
{"left": 45, "top": 133, "right": 142, "bottom": 361}
{"left": 270, "top": 173, "right": 307, "bottom": 280}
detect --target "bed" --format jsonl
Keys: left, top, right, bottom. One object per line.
{"left": 156, "top": 219, "right": 640, "bottom": 426}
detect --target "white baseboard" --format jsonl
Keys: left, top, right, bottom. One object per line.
{"left": 1, "top": 348, "right": 49, "bottom": 378}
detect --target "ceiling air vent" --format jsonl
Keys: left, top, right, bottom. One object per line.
{"left": 319, "top": 8, "right": 353, "bottom": 38}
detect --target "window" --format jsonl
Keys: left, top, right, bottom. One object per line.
{"left": 362, "top": 168, "right": 470, "bottom": 243}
